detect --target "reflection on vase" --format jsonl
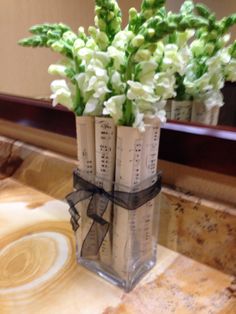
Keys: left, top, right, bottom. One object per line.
{"left": 191, "top": 102, "right": 220, "bottom": 126}
{"left": 171, "top": 101, "right": 192, "bottom": 121}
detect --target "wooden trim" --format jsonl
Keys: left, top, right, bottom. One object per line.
{"left": 0, "top": 93, "right": 236, "bottom": 176}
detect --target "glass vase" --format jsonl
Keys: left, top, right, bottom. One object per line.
{"left": 67, "top": 170, "right": 162, "bottom": 292}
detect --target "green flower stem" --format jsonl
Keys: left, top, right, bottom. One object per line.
{"left": 123, "top": 99, "right": 135, "bottom": 126}
{"left": 73, "top": 59, "right": 84, "bottom": 115}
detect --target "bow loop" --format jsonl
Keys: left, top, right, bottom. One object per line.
{"left": 66, "top": 170, "right": 162, "bottom": 257}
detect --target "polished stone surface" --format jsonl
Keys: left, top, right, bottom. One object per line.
{"left": 0, "top": 135, "right": 236, "bottom": 313}
{"left": 0, "top": 178, "right": 235, "bottom": 314}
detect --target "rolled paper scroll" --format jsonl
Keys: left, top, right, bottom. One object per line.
{"left": 138, "top": 118, "right": 161, "bottom": 262}
{"left": 112, "top": 119, "right": 161, "bottom": 279}
{"left": 191, "top": 101, "right": 220, "bottom": 126}
{"left": 171, "top": 100, "right": 192, "bottom": 121}
{"left": 95, "top": 117, "right": 116, "bottom": 266}
{"left": 75, "top": 116, "right": 97, "bottom": 260}
{"left": 165, "top": 99, "right": 172, "bottom": 120}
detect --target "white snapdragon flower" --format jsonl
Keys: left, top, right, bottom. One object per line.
{"left": 154, "top": 72, "right": 176, "bottom": 100}
{"left": 132, "top": 103, "right": 166, "bottom": 132}
{"left": 203, "top": 90, "right": 224, "bottom": 110}
{"left": 103, "top": 95, "right": 126, "bottom": 123}
{"left": 154, "top": 42, "right": 165, "bottom": 63}
{"left": 225, "top": 59, "right": 236, "bottom": 82}
{"left": 137, "top": 60, "right": 157, "bottom": 86}
{"left": 134, "top": 49, "right": 152, "bottom": 62}
{"left": 127, "top": 80, "right": 160, "bottom": 103}
{"left": 50, "top": 80, "right": 74, "bottom": 110}
{"left": 219, "top": 49, "right": 231, "bottom": 65}
{"left": 112, "top": 30, "right": 134, "bottom": 51}
{"left": 184, "top": 71, "right": 212, "bottom": 96}
{"left": 161, "top": 44, "right": 186, "bottom": 76}
{"left": 48, "top": 64, "right": 67, "bottom": 77}
{"left": 83, "top": 97, "right": 102, "bottom": 115}
{"left": 76, "top": 47, "right": 94, "bottom": 63}
{"left": 76, "top": 52, "right": 110, "bottom": 99}
{"left": 156, "top": 109, "right": 167, "bottom": 124}
{"left": 176, "top": 30, "right": 195, "bottom": 48}
{"left": 191, "top": 40, "right": 205, "bottom": 57}
{"left": 133, "top": 109, "right": 145, "bottom": 132}
{"left": 111, "top": 71, "right": 126, "bottom": 94}
{"left": 73, "top": 38, "right": 86, "bottom": 56}
{"left": 108, "top": 46, "right": 126, "bottom": 70}
{"left": 93, "top": 51, "right": 110, "bottom": 67}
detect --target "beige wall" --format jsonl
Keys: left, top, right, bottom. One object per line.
{"left": 0, "top": 0, "right": 235, "bottom": 98}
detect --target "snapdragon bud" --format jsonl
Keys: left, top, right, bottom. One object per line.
{"left": 131, "top": 34, "right": 145, "bottom": 48}
{"left": 134, "top": 49, "right": 152, "bottom": 62}
{"left": 95, "top": 17, "right": 107, "bottom": 32}
{"left": 73, "top": 38, "right": 86, "bottom": 55}
{"left": 88, "top": 26, "right": 97, "bottom": 38}
{"left": 148, "top": 43, "right": 157, "bottom": 53}
{"left": 78, "top": 27, "right": 87, "bottom": 42}
{"left": 51, "top": 40, "right": 65, "bottom": 53}
{"left": 191, "top": 40, "right": 204, "bottom": 57}
{"left": 147, "top": 28, "right": 155, "bottom": 38}
{"left": 97, "top": 31, "right": 109, "bottom": 50}
{"left": 107, "top": 11, "right": 115, "bottom": 21}
{"left": 205, "top": 43, "right": 215, "bottom": 55}
{"left": 143, "top": 9, "right": 155, "bottom": 20}
{"left": 129, "top": 8, "right": 138, "bottom": 21}
{"left": 63, "top": 31, "right": 77, "bottom": 45}
{"left": 48, "top": 64, "right": 67, "bottom": 76}
{"left": 95, "top": 0, "right": 122, "bottom": 41}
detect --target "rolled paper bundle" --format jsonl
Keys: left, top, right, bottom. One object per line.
{"left": 75, "top": 116, "right": 97, "bottom": 260}
{"left": 191, "top": 101, "right": 220, "bottom": 126}
{"left": 95, "top": 117, "right": 116, "bottom": 266}
{"left": 139, "top": 117, "right": 161, "bottom": 262}
{"left": 112, "top": 119, "right": 161, "bottom": 280}
{"left": 165, "top": 100, "right": 172, "bottom": 120}
{"left": 171, "top": 100, "right": 192, "bottom": 121}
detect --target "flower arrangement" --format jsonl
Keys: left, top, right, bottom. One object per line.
{"left": 18, "top": 0, "right": 236, "bottom": 291}
{"left": 19, "top": 0, "right": 212, "bottom": 130}
{"left": 183, "top": 4, "right": 236, "bottom": 111}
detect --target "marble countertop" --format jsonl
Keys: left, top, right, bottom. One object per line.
{"left": 0, "top": 177, "right": 235, "bottom": 314}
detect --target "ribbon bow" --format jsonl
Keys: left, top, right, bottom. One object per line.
{"left": 66, "top": 170, "right": 162, "bottom": 258}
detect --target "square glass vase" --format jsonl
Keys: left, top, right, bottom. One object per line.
{"left": 68, "top": 171, "right": 161, "bottom": 292}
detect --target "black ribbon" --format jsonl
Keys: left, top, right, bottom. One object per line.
{"left": 66, "top": 170, "right": 162, "bottom": 258}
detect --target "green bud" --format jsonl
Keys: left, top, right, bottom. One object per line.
{"left": 143, "top": 9, "right": 155, "bottom": 20}
{"left": 148, "top": 43, "right": 157, "bottom": 53}
{"left": 180, "top": 1, "right": 194, "bottom": 15}
{"left": 129, "top": 8, "right": 138, "bottom": 20}
{"left": 51, "top": 40, "right": 65, "bottom": 53}
{"left": 48, "top": 64, "right": 66, "bottom": 76}
{"left": 97, "top": 31, "right": 109, "bottom": 50}
{"left": 147, "top": 28, "right": 155, "bottom": 38}
{"left": 195, "top": 4, "right": 211, "bottom": 19}
{"left": 73, "top": 38, "right": 85, "bottom": 55}
{"left": 62, "top": 31, "right": 77, "bottom": 45}
{"left": 131, "top": 34, "right": 145, "bottom": 48}
{"left": 134, "top": 49, "right": 151, "bottom": 62}
{"left": 96, "top": 17, "right": 107, "bottom": 32}
{"left": 78, "top": 27, "right": 87, "bottom": 41}
{"left": 107, "top": 11, "right": 115, "bottom": 21}
{"left": 110, "top": 18, "right": 121, "bottom": 32}
{"left": 205, "top": 43, "right": 215, "bottom": 55}
{"left": 88, "top": 26, "right": 97, "bottom": 37}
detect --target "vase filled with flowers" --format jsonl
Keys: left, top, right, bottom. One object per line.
{"left": 183, "top": 4, "right": 236, "bottom": 125}
{"left": 19, "top": 0, "right": 236, "bottom": 291}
